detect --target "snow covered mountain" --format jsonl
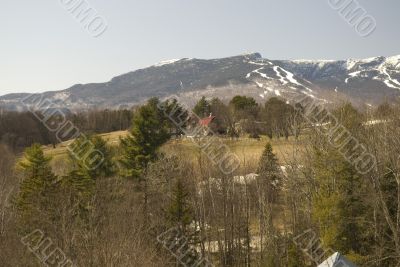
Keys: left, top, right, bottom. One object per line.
{"left": 1, "top": 53, "right": 400, "bottom": 111}
{"left": 276, "top": 55, "right": 400, "bottom": 104}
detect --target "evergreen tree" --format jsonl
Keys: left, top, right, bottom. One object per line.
{"left": 161, "top": 98, "right": 189, "bottom": 136}
{"left": 166, "top": 178, "right": 201, "bottom": 266}
{"left": 167, "top": 178, "right": 193, "bottom": 232}
{"left": 59, "top": 135, "right": 115, "bottom": 229}
{"left": 193, "top": 96, "right": 210, "bottom": 118}
{"left": 256, "top": 143, "right": 282, "bottom": 264}
{"left": 257, "top": 142, "right": 281, "bottom": 203}
{"left": 16, "top": 144, "right": 59, "bottom": 230}
{"left": 65, "top": 134, "right": 114, "bottom": 197}
{"left": 229, "top": 95, "right": 258, "bottom": 113}
{"left": 68, "top": 134, "right": 114, "bottom": 180}
{"left": 120, "top": 98, "right": 170, "bottom": 180}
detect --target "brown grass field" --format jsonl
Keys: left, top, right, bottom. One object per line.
{"left": 42, "top": 130, "right": 306, "bottom": 166}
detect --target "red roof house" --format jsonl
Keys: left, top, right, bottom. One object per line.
{"left": 199, "top": 114, "right": 215, "bottom": 127}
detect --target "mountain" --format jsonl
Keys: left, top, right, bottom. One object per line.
{"left": 1, "top": 53, "right": 400, "bottom": 111}
{"left": 276, "top": 55, "right": 400, "bottom": 105}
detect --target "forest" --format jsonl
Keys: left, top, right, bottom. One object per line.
{"left": 0, "top": 95, "right": 399, "bottom": 266}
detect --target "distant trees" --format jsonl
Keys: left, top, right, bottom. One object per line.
{"left": 229, "top": 96, "right": 260, "bottom": 138}
{"left": 0, "top": 109, "right": 134, "bottom": 152}
{"left": 208, "top": 98, "right": 235, "bottom": 136}
{"left": 0, "top": 95, "right": 305, "bottom": 153}
{"left": 229, "top": 95, "right": 258, "bottom": 117}
{"left": 0, "top": 112, "right": 57, "bottom": 151}
{"left": 70, "top": 109, "right": 134, "bottom": 134}
{"left": 193, "top": 96, "right": 211, "bottom": 118}
{"left": 190, "top": 95, "right": 305, "bottom": 139}
{"left": 263, "top": 97, "right": 295, "bottom": 139}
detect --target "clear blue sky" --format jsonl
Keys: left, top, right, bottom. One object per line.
{"left": 1, "top": 0, "right": 399, "bottom": 96}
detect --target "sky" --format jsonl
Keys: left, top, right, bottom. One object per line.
{"left": 1, "top": 0, "right": 399, "bottom": 96}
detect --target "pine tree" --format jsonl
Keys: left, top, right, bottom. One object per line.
{"left": 119, "top": 98, "right": 171, "bottom": 222}
{"left": 257, "top": 142, "right": 281, "bottom": 203}
{"left": 120, "top": 98, "right": 170, "bottom": 180}
{"left": 193, "top": 96, "right": 210, "bottom": 118}
{"left": 166, "top": 178, "right": 200, "bottom": 266}
{"left": 161, "top": 98, "right": 189, "bottom": 137}
{"left": 167, "top": 178, "right": 193, "bottom": 232}
{"left": 16, "top": 144, "right": 59, "bottom": 230}
{"left": 65, "top": 135, "right": 114, "bottom": 196}
{"left": 68, "top": 135, "right": 114, "bottom": 180}
{"left": 256, "top": 143, "right": 282, "bottom": 263}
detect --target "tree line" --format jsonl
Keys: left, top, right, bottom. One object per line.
{"left": 0, "top": 109, "right": 133, "bottom": 151}
{"left": 193, "top": 95, "right": 300, "bottom": 139}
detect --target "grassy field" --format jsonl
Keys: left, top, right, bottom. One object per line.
{"left": 43, "top": 130, "right": 305, "bottom": 166}
{"left": 42, "top": 130, "right": 129, "bottom": 161}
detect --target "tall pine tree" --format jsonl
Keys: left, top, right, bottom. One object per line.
{"left": 120, "top": 98, "right": 170, "bottom": 180}
{"left": 257, "top": 142, "right": 281, "bottom": 203}
{"left": 16, "top": 144, "right": 59, "bottom": 231}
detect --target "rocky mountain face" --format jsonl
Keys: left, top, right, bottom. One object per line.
{"left": 1, "top": 53, "right": 400, "bottom": 111}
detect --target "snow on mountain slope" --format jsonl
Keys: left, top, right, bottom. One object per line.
{"left": 277, "top": 55, "right": 400, "bottom": 105}
{"left": 153, "top": 58, "right": 186, "bottom": 67}
{"left": 279, "top": 55, "right": 400, "bottom": 90}
{"left": 245, "top": 57, "right": 321, "bottom": 101}
{"left": 2, "top": 53, "right": 400, "bottom": 111}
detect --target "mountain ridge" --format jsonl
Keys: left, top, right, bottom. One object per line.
{"left": 1, "top": 52, "right": 400, "bottom": 111}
